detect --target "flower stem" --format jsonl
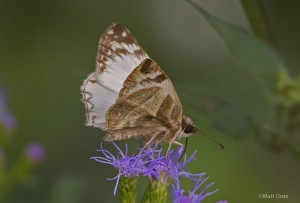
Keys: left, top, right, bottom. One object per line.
{"left": 141, "top": 176, "right": 168, "bottom": 203}
{"left": 119, "top": 176, "right": 137, "bottom": 203}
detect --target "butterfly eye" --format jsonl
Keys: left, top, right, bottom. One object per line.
{"left": 183, "top": 124, "right": 197, "bottom": 134}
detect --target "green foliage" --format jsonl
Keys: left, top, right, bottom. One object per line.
{"left": 186, "top": 0, "right": 300, "bottom": 159}
{"left": 49, "top": 176, "right": 88, "bottom": 203}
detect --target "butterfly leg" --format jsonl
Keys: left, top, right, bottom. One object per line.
{"left": 173, "top": 141, "right": 184, "bottom": 147}
{"left": 173, "top": 141, "right": 184, "bottom": 153}
{"left": 142, "top": 132, "right": 160, "bottom": 151}
{"left": 166, "top": 131, "right": 182, "bottom": 155}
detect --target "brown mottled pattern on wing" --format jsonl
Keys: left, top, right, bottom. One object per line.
{"left": 104, "top": 59, "right": 183, "bottom": 142}
{"left": 119, "top": 59, "right": 167, "bottom": 97}
{"left": 103, "top": 126, "right": 168, "bottom": 141}
{"left": 106, "top": 87, "right": 166, "bottom": 130}
{"left": 118, "top": 58, "right": 183, "bottom": 123}
{"left": 96, "top": 23, "right": 148, "bottom": 73}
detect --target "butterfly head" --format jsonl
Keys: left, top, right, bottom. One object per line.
{"left": 180, "top": 116, "right": 198, "bottom": 138}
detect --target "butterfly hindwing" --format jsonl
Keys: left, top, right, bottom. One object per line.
{"left": 104, "top": 59, "right": 183, "bottom": 142}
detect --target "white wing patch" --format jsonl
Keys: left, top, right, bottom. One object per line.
{"left": 81, "top": 23, "right": 148, "bottom": 129}
{"left": 81, "top": 73, "right": 117, "bottom": 128}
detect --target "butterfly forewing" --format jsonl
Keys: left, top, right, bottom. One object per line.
{"left": 81, "top": 23, "right": 148, "bottom": 129}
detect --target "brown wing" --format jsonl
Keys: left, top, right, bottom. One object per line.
{"left": 105, "top": 59, "right": 183, "bottom": 139}
{"left": 96, "top": 22, "right": 148, "bottom": 74}
{"left": 81, "top": 23, "right": 148, "bottom": 129}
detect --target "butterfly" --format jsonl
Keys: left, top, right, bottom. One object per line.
{"left": 80, "top": 22, "right": 198, "bottom": 151}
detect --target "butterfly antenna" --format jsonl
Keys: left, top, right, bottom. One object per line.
{"left": 179, "top": 137, "right": 189, "bottom": 161}
{"left": 198, "top": 128, "right": 224, "bottom": 149}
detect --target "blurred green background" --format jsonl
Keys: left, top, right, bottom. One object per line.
{"left": 1, "top": 0, "right": 300, "bottom": 202}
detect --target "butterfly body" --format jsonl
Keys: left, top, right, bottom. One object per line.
{"left": 81, "top": 23, "right": 197, "bottom": 147}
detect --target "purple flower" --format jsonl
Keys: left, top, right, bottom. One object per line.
{"left": 143, "top": 146, "right": 181, "bottom": 180}
{"left": 143, "top": 146, "right": 204, "bottom": 183}
{"left": 171, "top": 175, "right": 218, "bottom": 203}
{"left": 0, "top": 88, "right": 17, "bottom": 130}
{"left": 143, "top": 145, "right": 218, "bottom": 203}
{"left": 92, "top": 142, "right": 220, "bottom": 201}
{"left": 25, "top": 143, "right": 46, "bottom": 162}
{"left": 91, "top": 142, "right": 152, "bottom": 195}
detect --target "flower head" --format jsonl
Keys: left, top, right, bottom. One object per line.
{"left": 142, "top": 145, "right": 176, "bottom": 181}
{"left": 92, "top": 142, "right": 220, "bottom": 202}
{"left": 25, "top": 143, "right": 46, "bottom": 163}
{"left": 143, "top": 146, "right": 204, "bottom": 183}
{"left": 91, "top": 142, "right": 152, "bottom": 195}
{"left": 0, "top": 88, "right": 17, "bottom": 131}
{"left": 171, "top": 175, "right": 218, "bottom": 203}
{"left": 145, "top": 146, "right": 181, "bottom": 181}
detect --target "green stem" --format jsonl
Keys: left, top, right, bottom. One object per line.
{"left": 119, "top": 176, "right": 137, "bottom": 203}
{"left": 0, "top": 158, "right": 9, "bottom": 203}
{"left": 141, "top": 175, "right": 168, "bottom": 203}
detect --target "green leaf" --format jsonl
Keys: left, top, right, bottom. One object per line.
{"left": 186, "top": 0, "right": 285, "bottom": 94}
{"left": 177, "top": 85, "right": 253, "bottom": 138}
{"left": 182, "top": 1, "right": 300, "bottom": 159}
{"left": 183, "top": 1, "right": 293, "bottom": 139}
{"left": 50, "top": 176, "right": 87, "bottom": 203}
